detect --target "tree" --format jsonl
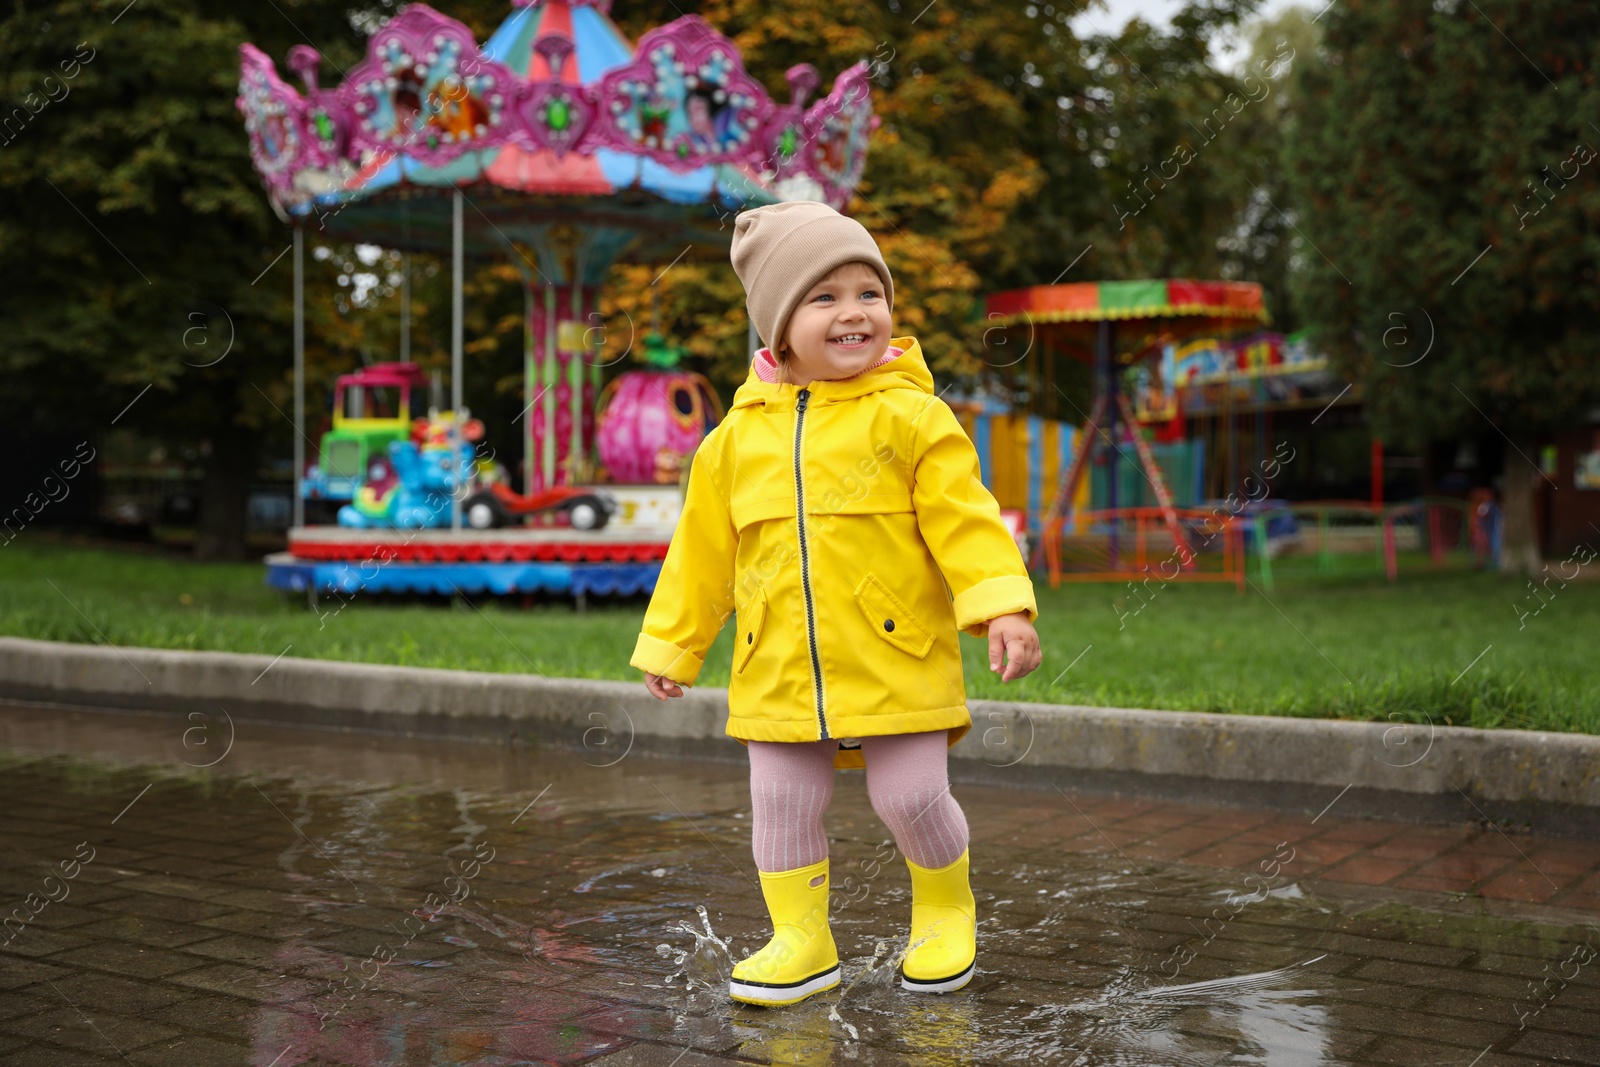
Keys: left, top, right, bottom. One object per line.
{"left": 0, "top": 0, "right": 527, "bottom": 558}
{"left": 1283, "top": 0, "right": 1600, "bottom": 574}
{"left": 1217, "top": 5, "right": 1320, "bottom": 331}
{"left": 0, "top": 0, "right": 366, "bottom": 558}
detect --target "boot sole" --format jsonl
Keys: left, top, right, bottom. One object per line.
{"left": 900, "top": 961, "right": 975, "bottom": 993}
{"left": 729, "top": 965, "right": 841, "bottom": 1007}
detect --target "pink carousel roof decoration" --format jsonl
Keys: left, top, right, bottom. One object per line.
{"left": 590, "top": 16, "right": 772, "bottom": 167}
{"left": 235, "top": 0, "right": 880, "bottom": 223}
{"left": 237, "top": 43, "right": 307, "bottom": 194}
{"left": 340, "top": 7, "right": 521, "bottom": 169}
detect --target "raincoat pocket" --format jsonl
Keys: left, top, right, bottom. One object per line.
{"left": 854, "top": 573, "right": 934, "bottom": 659}
{"left": 734, "top": 586, "right": 768, "bottom": 674}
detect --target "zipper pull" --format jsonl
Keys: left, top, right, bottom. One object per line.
{"left": 796, "top": 388, "right": 810, "bottom": 411}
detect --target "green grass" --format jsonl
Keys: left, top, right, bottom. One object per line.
{"left": 1, "top": 539, "right": 1595, "bottom": 734}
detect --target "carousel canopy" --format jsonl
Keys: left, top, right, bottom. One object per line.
{"left": 985, "top": 280, "right": 1267, "bottom": 327}
{"left": 984, "top": 279, "right": 1269, "bottom": 364}
{"left": 236, "top": 0, "right": 876, "bottom": 272}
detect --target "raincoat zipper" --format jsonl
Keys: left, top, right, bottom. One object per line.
{"left": 793, "top": 387, "right": 827, "bottom": 739}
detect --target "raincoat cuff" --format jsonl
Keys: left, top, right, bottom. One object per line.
{"left": 953, "top": 575, "right": 1038, "bottom": 637}
{"left": 630, "top": 632, "right": 705, "bottom": 686}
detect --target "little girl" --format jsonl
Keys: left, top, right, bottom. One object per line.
{"left": 631, "top": 201, "right": 1042, "bottom": 1006}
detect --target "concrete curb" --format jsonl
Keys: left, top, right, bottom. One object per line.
{"left": 2, "top": 637, "right": 1597, "bottom": 837}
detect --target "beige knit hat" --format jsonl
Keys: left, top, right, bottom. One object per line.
{"left": 730, "top": 201, "right": 894, "bottom": 355}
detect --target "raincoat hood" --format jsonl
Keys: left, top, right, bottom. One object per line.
{"left": 729, "top": 336, "right": 933, "bottom": 411}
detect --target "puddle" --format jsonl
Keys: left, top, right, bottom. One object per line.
{"left": 0, "top": 704, "right": 1596, "bottom": 1065}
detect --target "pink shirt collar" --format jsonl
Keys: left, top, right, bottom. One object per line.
{"left": 752, "top": 344, "right": 905, "bottom": 385}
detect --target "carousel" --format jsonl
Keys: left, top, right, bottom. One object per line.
{"left": 237, "top": 0, "right": 875, "bottom": 601}
{"left": 983, "top": 279, "right": 1269, "bottom": 587}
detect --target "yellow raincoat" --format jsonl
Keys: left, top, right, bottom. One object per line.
{"left": 628, "top": 336, "right": 1037, "bottom": 767}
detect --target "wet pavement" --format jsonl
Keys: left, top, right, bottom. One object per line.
{"left": 0, "top": 702, "right": 1597, "bottom": 1066}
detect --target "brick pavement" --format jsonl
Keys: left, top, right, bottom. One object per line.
{"left": 971, "top": 786, "right": 1600, "bottom": 918}
{"left": 0, "top": 704, "right": 1595, "bottom": 1066}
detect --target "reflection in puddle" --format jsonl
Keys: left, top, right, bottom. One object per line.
{"left": 0, "top": 710, "right": 1595, "bottom": 1066}
{"left": 1111, "top": 954, "right": 1329, "bottom": 1004}
{"left": 1029, "top": 957, "right": 1335, "bottom": 1066}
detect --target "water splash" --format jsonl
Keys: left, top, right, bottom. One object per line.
{"left": 840, "top": 939, "right": 904, "bottom": 996}
{"left": 662, "top": 905, "right": 733, "bottom": 992}
{"left": 821, "top": 941, "right": 899, "bottom": 1041}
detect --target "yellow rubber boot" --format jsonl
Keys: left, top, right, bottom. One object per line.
{"left": 729, "top": 857, "right": 840, "bottom": 1007}
{"left": 901, "top": 850, "right": 977, "bottom": 993}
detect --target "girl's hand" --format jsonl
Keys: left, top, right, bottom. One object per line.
{"left": 986, "top": 612, "right": 1042, "bottom": 682}
{"left": 644, "top": 672, "right": 685, "bottom": 699}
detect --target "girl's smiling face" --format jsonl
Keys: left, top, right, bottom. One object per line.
{"left": 777, "top": 262, "right": 892, "bottom": 387}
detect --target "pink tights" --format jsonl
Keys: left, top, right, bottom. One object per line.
{"left": 747, "top": 730, "right": 969, "bottom": 873}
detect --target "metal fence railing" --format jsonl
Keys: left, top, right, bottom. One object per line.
{"left": 1037, "top": 497, "right": 1503, "bottom": 589}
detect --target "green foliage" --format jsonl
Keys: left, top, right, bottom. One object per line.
{"left": 1283, "top": 0, "right": 1600, "bottom": 447}
{"left": 0, "top": 0, "right": 360, "bottom": 429}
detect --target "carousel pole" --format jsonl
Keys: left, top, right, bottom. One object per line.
{"left": 588, "top": 279, "right": 601, "bottom": 476}
{"left": 570, "top": 238, "right": 588, "bottom": 481}
{"left": 588, "top": 290, "right": 600, "bottom": 469}
{"left": 1099, "top": 319, "right": 1119, "bottom": 571}
{"left": 544, "top": 283, "right": 557, "bottom": 490}
{"left": 292, "top": 225, "right": 305, "bottom": 531}
{"left": 523, "top": 281, "right": 535, "bottom": 494}
{"left": 450, "top": 188, "right": 464, "bottom": 532}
